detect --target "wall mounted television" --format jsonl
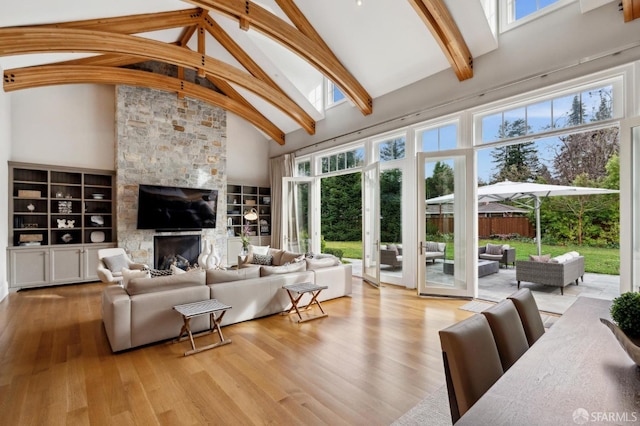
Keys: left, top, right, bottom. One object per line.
{"left": 137, "top": 184, "right": 218, "bottom": 231}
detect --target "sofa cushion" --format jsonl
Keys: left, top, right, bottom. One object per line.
{"left": 306, "top": 256, "right": 340, "bottom": 270}
{"left": 207, "top": 267, "right": 260, "bottom": 284}
{"left": 260, "top": 262, "right": 306, "bottom": 276}
{"left": 529, "top": 254, "right": 551, "bottom": 263}
{"left": 486, "top": 243, "right": 504, "bottom": 255}
{"left": 250, "top": 244, "right": 270, "bottom": 255}
{"left": 251, "top": 253, "right": 273, "bottom": 265}
{"left": 122, "top": 267, "right": 150, "bottom": 289}
{"left": 126, "top": 269, "right": 206, "bottom": 296}
{"left": 103, "top": 254, "right": 129, "bottom": 273}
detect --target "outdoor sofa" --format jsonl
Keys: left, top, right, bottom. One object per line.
{"left": 515, "top": 251, "right": 584, "bottom": 295}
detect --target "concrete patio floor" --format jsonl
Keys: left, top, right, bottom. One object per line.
{"left": 346, "top": 258, "right": 620, "bottom": 315}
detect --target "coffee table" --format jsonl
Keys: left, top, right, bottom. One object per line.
{"left": 173, "top": 299, "right": 232, "bottom": 356}
{"left": 442, "top": 259, "right": 499, "bottom": 277}
{"left": 282, "top": 282, "right": 328, "bottom": 323}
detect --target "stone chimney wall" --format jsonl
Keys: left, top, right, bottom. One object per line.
{"left": 115, "top": 85, "right": 227, "bottom": 266}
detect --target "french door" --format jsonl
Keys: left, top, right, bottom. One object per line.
{"left": 362, "top": 163, "right": 381, "bottom": 288}
{"left": 282, "top": 177, "right": 318, "bottom": 254}
{"left": 621, "top": 116, "right": 640, "bottom": 293}
{"left": 417, "top": 152, "right": 475, "bottom": 297}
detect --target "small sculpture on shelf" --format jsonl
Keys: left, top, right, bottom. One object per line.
{"left": 56, "top": 218, "right": 75, "bottom": 229}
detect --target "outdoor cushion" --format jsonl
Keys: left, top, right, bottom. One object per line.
{"left": 480, "top": 253, "right": 503, "bottom": 261}
{"left": 486, "top": 244, "right": 504, "bottom": 255}
{"left": 425, "top": 242, "right": 441, "bottom": 252}
{"left": 529, "top": 254, "right": 551, "bottom": 263}
{"left": 550, "top": 254, "right": 571, "bottom": 264}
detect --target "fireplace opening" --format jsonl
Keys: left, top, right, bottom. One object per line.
{"left": 154, "top": 235, "right": 201, "bottom": 270}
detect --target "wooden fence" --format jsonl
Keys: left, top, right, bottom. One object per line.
{"left": 427, "top": 217, "right": 535, "bottom": 238}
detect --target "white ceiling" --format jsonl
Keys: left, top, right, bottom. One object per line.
{"left": 0, "top": 0, "right": 498, "bottom": 137}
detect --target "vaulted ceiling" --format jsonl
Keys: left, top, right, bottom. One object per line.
{"left": 4, "top": 1, "right": 606, "bottom": 145}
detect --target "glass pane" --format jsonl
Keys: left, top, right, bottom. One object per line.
{"left": 584, "top": 85, "right": 613, "bottom": 123}
{"left": 440, "top": 124, "right": 457, "bottom": 150}
{"left": 329, "top": 155, "right": 337, "bottom": 172}
{"left": 552, "top": 94, "right": 575, "bottom": 128}
{"left": 297, "top": 161, "right": 310, "bottom": 177}
{"left": 321, "top": 157, "right": 329, "bottom": 174}
{"left": 421, "top": 129, "right": 439, "bottom": 152}
{"left": 337, "top": 152, "right": 346, "bottom": 171}
{"left": 515, "top": 0, "right": 538, "bottom": 19}
{"left": 482, "top": 113, "right": 502, "bottom": 143}
{"left": 380, "top": 168, "right": 402, "bottom": 246}
{"left": 527, "top": 100, "right": 552, "bottom": 133}
{"left": 287, "top": 181, "right": 311, "bottom": 253}
{"left": 379, "top": 137, "right": 406, "bottom": 161}
{"left": 502, "top": 107, "right": 527, "bottom": 138}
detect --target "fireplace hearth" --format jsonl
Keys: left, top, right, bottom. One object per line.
{"left": 154, "top": 235, "right": 201, "bottom": 270}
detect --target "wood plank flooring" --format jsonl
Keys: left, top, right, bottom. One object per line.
{"left": 0, "top": 279, "right": 472, "bottom": 425}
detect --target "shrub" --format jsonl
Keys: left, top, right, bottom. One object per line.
{"left": 324, "top": 248, "right": 343, "bottom": 259}
{"left": 610, "top": 292, "right": 640, "bottom": 337}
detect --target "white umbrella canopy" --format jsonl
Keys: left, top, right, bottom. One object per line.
{"left": 425, "top": 180, "right": 619, "bottom": 255}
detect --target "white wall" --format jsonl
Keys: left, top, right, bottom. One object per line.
{"left": 226, "top": 112, "right": 270, "bottom": 186}
{"left": 11, "top": 85, "right": 116, "bottom": 171}
{"left": 0, "top": 80, "right": 10, "bottom": 301}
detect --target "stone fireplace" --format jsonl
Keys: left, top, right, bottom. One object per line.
{"left": 115, "top": 85, "right": 227, "bottom": 266}
{"left": 154, "top": 235, "right": 201, "bottom": 269}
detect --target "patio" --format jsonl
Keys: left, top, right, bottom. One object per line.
{"left": 347, "top": 258, "right": 619, "bottom": 315}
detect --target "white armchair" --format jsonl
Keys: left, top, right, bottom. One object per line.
{"left": 97, "top": 248, "right": 148, "bottom": 285}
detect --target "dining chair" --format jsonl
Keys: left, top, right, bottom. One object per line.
{"left": 481, "top": 299, "right": 530, "bottom": 371}
{"left": 507, "top": 288, "right": 546, "bottom": 346}
{"left": 439, "top": 314, "right": 504, "bottom": 423}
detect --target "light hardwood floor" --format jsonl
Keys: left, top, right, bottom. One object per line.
{"left": 0, "top": 278, "right": 472, "bottom": 425}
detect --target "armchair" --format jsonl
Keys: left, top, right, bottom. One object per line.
{"left": 97, "top": 248, "right": 148, "bottom": 285}
{"left": 478, "top": 244, "right": 516, "bottom": 268}
{"left": 380, "top": 244, "right": 403, "bottom": 270}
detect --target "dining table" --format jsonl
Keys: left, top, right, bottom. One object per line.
{"left": 457, "top": 296, "right": 640, "bottom": 425}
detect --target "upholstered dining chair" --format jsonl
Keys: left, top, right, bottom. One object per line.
{"left": 96, "top": 248, "right": 148, "bottom": 285}
{"left": 481, "top": 299, "right": 530, "bottom": 371}
{"left": 507, "top": 288, "right": 546, "bottom": 346}
{"left": 439, "top": 314, "right": 504, "bottom": 423}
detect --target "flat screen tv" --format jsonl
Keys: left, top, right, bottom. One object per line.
{"left": 137, "top": 184, "right": 218, "bottom": 231}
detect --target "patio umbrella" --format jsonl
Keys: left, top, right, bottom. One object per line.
{"left": 425, "top": 180, "right": 619, "bottom": 256}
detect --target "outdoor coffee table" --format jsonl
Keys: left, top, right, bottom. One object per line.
{"left": 282, "top": 282, "right": 329, "bottom": 323}
{"left": 173, "top": 299, "right": 232, "bottom": 356}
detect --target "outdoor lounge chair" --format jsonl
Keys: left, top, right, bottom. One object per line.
{"left": 380, "top": 244, "right": 403, "bottom": 269}
{"left": 478, "top": 243, "right": 516, "bottom": 268}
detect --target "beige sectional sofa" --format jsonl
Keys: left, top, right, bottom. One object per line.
{"left": 101, "top": 250, "right": 352, "bottom": 352}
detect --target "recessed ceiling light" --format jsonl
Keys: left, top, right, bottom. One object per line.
{"left": 356, "top": 0, "right": 363, "bottom": 5}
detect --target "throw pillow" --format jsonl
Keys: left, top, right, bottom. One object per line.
{"left": 280, "top": 250, "right": 304, "bottom": 265}
{"left": 250, "top": 245, "right": 270, "bottom": 256}
{"left": 251, "top": 253, "right": 273, "bottom": 265}
{"left": 306, "top": 256, "right": 339, "bottom": 270}
{"left": 529, "top": 254, "right": 551, "bottom": 263}
{"left": 149, "top": 268, "right": 174, "bottom": 278}
{"left": 259, "top": 261, "right": 306, "bottom": 276}
{"left": 486, "top": 243, "right": 504, "bottom": 255}
{"left": 102, "top": 253, "right": 129, "bottom": 273}
{"left": 121, "top": 267, "right": 150, "bottom": 289}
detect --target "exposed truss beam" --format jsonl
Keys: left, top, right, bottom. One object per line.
{"left": 622, "top": 0, "right": 640, "bottom": 22}
{"left": 42, "top": 8, "right": 204, "bottom": 33}
{"left": 407, "top": 0, "right": 473, "bottom": 81}
{"left": 0, "top": 27, "right": 315, "bottom": 135}
{"left": 2, "top": 65, "right": 285, "bottom": 144}
{"left": 187, "top": 0, "right": 373, "bottom": 115}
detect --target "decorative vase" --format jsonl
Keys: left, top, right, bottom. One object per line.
{"left": 206, "top": 243, "right": 219, "bottom": 269}
{"left": 197, "top": 240, "right": 210, "bottom": 268}
{"left": 600, "top": 318, "right": 640, "bottom": 366}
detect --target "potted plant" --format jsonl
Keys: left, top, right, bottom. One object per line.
{"left": 600, "top": 292, "right": 640, "bottom": 365}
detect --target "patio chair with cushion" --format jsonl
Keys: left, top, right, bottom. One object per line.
{"left": 380, "top": 244, "right": 403, "bottom": 270}
{"left": 478, "top": 243, "right": 516, "bottom": 268}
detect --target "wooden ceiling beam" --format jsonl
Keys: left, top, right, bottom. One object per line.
{"left": 186, "top": 0, "right": 373, "bottom": 115}
{"left": 0, "top": 27, "right": 315, "bottom": 135}
{"left": 2, "top": 65, "right": 285, "bottom": 144}
{"left": 407, "top": 0, "right": 473, "bottom": 81}
{"left": 622, "top": 0, "right": 640, "bottom": 22}
{"left": 40, "top": 8, "right": 204, "bottom": 33}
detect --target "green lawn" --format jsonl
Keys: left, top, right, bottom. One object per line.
{"left": 324, "top": 240, "right": 620, "bottom": 275}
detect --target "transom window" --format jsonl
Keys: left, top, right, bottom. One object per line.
{"left": 318, "top": 147, "right": 364, "bottom": 175}
{"left": 479, "top": 83, "right": 616, "bottom": 144}
{"left": 418, "top": 123, "right": 458, "bottom": 152}
{"left": 327, "top": 80, "right": 346, "bottom": 107}
{"left": 297, "top": 160, "right": 311, "bottom": 177}
{"left": 377, "top": 136, "right": 406, "bottom": 162}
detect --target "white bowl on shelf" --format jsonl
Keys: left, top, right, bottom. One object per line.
{"left": 91, "top": 193, "right": 104, "bottom": 200}
{"left": 90, "top": 231, "right": 105, "bottom": 243}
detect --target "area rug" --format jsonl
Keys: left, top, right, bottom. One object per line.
{"left": 459, "top": 300, "right": 560, "bottom": 328}
{"left": 392, "top": 385, "right": 451, "bottom": 426}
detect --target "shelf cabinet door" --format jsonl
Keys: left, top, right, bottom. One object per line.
{"left": 83, "top": 245, "right": 110, "bottom": 281}
{"left": 50, "top": 247, "right": 83, "bottom": 284}
{"left": 9, "top": 248, "right": 49, "bottom": 288}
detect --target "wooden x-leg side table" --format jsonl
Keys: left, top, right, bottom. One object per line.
{"left": 282, "top": 282, "right": 329, "bottom": 323}
{"left": 173, "top": 299, "right": 232, "bottom": 356}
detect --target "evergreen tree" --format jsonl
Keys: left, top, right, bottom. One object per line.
{"left": 425, "top": 161, "right": 454, "bottom": 199}
{"left": 490, "top": 119, "right": 540, "bottom": 182}
{"left": 380, "top": 169, "right": 402, "bottom": 243}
